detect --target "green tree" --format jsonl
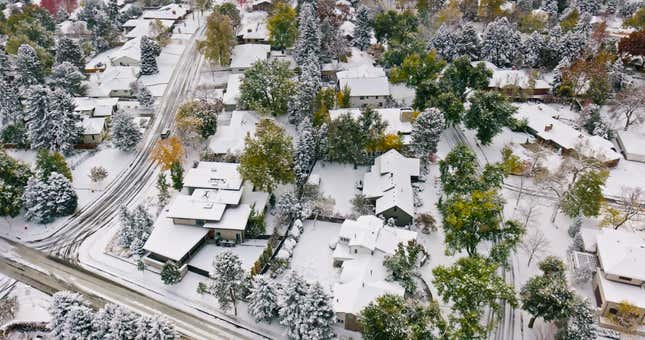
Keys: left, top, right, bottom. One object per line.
{"left": 439, "top": 144, "right": 506, "bottom": 195}
{"left": 161, "top": 261, "right": 181, "bottom": 285}
{"left": 170, "top": 161, "right": 184, "bottom": 191}
{"left": 464, "top": 91, "right": 517, "bottom": 145}
{"left": 390, "top": 51, "right": 447, "bottom": 110}
{"left": 520, "top": 256, "right": 575, "bottom": 328}
{"left": 372, "top": 10, "right": 418, "bottom": 44}
{"left": 239, "top": 119, "right": 295, "bottom": 192}
{"left": 624, "top": 7, "right": 645, "bottom": 30}
{"left": 439, "top": 58, "right": 492, "bottom": 100}
{"left": 215, "top": 3, "right": 241, "bottom": 27}
{"left": 326, "top": 108, "right": 387, "bottom": 165}
{"left": 0, "top": 151, "right": 32, "bottom": 217}
{"left": 240, "top": 60, "right": 295, "bottom": 116}
{"left": 433, "top": 256, "right": 516, "bottom": 338}
{"left": 175, "top": 99, "right": 222, "bottom": 143}
{"left": 383, "top": 240, "right": 427, "bottom": 295}
{"left": 156, "top": 172, "right": 170, "bottom": 207}
{"left": 560, "top": 9, "right": 579, "bottom": 32}
{"left": 360, "top": 294, "right": 446, "bottom": 340}
{"left": 435, "top": 92, "right": 464, "bottom": 126}
{"left": 268, "top": 2, "right": 298, "bottom": 50}
{"left": 561, "top": 169, "right": 608, "bottom": 218}
{"left": 35, "top": 149, "right": 72, "bottom": 181}
{"left": 198, "top": 12, "right": 235, "bottom": 66}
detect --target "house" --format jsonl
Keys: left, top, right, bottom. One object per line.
{"left": 329, "top": 108, "right": 414, "bottom": 144}
{"left": 251, "top": 0, "right": 273, "bottom": 12}
{"left": 73, "top": 97, "right": 119, "bottom": 117}
{"left": 331, "top": 215, "right": 417, "bottom": 330}
{"left": 362, "top": 150, "right": 420, "bottom": 226}
{"left": 515, "top": 103, "right": 621, "bottom": 167}
{"left": 616, "top": 131, "right": 645, "bottom": 163}
{"left": 337, "top": 65, "right": 391, "bottom": 107}
{"left": 222, "top": 73, "right": 243, "bottom": 110}
{"left": 237, "top": 11, "right": 269, "bottom": 44}
{"left": 78, "top": 117, "right": 108, "bottom": 145}
{"left": 57, "top": 20, "right": 90, "bottom": 38}
{"left": 110, "top": 37, "right": 141, "bottom": 66}
{"left": 142, "top": 4, "right": 189, "bottom": 20}
{"left": 86, "top": 66, "right": 139, "bottom": 98}
{"left": 123, "top": 18, "right": 174, "bottom": 39}
{"left": 592, "top": 228, "right": 645, "bottom": 335}
{"left": 143, "top": 162, "right": 269, "bottom": 271}
{"left": 476, "top": 61, "right": 551, "bottom": 98}
{"left": 208, "top": 111, "right": 260, "bottom": 155}
{"left": 229, "top": 44, "right": 270, "bottom": 72}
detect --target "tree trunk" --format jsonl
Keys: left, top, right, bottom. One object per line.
{"left": 528, "top": 316, "right": 537, "bottom": 328}
{"left": 551, "top": 203, "right": 559, "bottom": 223}
{"left": 230, "top": 288, "right": 237, "bottom": 316}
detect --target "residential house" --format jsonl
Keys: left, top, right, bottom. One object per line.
{"left": 77, "top": 116, "right": 108, "bottom": 145}
{"left": 251, "top": 0, "right": 273, "bottom": 12}
{"left": 142, "top": 4, "right": 189, "bottom": 20}
{"left": 592, "top": 228, "right": 645, "bottom": 335}
{"left": 86, "top": 66, "right": 139, "bottom": 98}
{"left": 616, "top": 131, "right": 645, "bottom": 163}
{"left": 208, "top": 111, "right": 260, "bottom": 155}
{"left": 73, "top": 97, "right": 119, "bottom": 118}
{"left": 361, "top": 150, "right": 420, "bottom": 226}
{"left": 329, "top": 108, "right": 414, "bottom": 145}
{"left": 123, "top": 18, "right": 174, "bottom": 39}
{"left": 229, "top": 44, "right": 270, "bottom": 72}
{"left": 57, "top": 20, "right": 90, "bottom": 39}
{"left": 337, "top": 65, "right": 391, "bottom": 107}
{"left": 477, "top": 61, "right": 551, "bottom": 98}
{"left": 222, "top": 73, "right": 243, "bottom": 111}
{"left": 237, "top": 11, "right": 269, "bottom": 44}
{"left": 110, "top": 36, "right": 142, "bottom": 66}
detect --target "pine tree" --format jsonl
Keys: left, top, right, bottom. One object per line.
{"left": 56, "top": 6, "right": 69, "bottom": 23}
{"left": 278, "top": 271, "right": 310, "bottom": 339}
{"left": 106, "top": 305, "right": 139, "bottom": 339}
{"left": 111, "top": 111, "right": 142, "bottom": 152}
{"left": 0, "top": 78, "right": 22, "bottom": 124}
{"left": 556, "top": 297, "right": 596, "bottom": 340}
{"left": 353, "top": 6, "right": 371, "bottom": 51}
{"left": 135, "top": 315, "right": 178, "bottom": 340}
{"left": 49, "top": 88, "right": 81, "bottom": 155}
{"left": 138, "top": 86, "right": 154, "bottom": 108}
{"left": 576, "top": 0, "right": 600, "bottom": 15}
{"left": 49, "top": 291, "right": 90, "bottom": 338}
{"left": 161, "top": 262, "right": 182, "bottom": 285}
{"left": 481, "top": 17, "right": 522, "bottom": 67}
{"left": 429, "top": 25, "right": 457, "bottom": 61}
{"left": 156, "top": 172, "right": 170, "bottom": 207}
{"left": 15, "top": 44, "right": 43, "bottom": 89}
{"left": 63, "top": 305, "right": 95, "bottom": 339}
{"left": 411, "top": 108, "right": 445, "bottom": 159}
{"left": 524, "top": 32, "right": 546, "bottom": 68}
{"left": 118, "top": 204, "right": 153, "bottom": 253}
{"left": 203, "top": 251, "right": 245, "bottom": 314}
{"left": 300, "top": 282, "right": 335, "bottom": 340}
{"left": 288, "top": 53, "right": 321, "bottom": 124}
{"left": 294, "top": 119, "right": 327, "bottom": 187}
{"left": 454, "top": 23, "right": 481, "bottom": 60}
{"left": 23, "top": 172, "right": 77, "bottom": 223}
{"left": 50, "top": 62, "right": 86, "bottom": 96}
{"left": 558, "top": 31, "right": 587, "bottom": 61}
{"left": 551, "top": 56, "right": 570, "bottom": 93}
{"left": 55, "top": 37, "right": 85, "bottom": 68}
{"left": 294, "top": 3, "right": 321, "bottom": 65}
{"left": 49, "top": 171, "right": 78, "bottom": 216}
{"left": 248, "top": 275, "right": 280, "bottom": 323}
{"left": 320, "top": 18, "right": 349, "bottom": 61}
{"left": 140, "top": 36, "right": 161, "bottom": 75}
{"left": 0, "top": 49, "right": 12, "bottom": 80}
{"left": 106, "top": 0, "right": 120, "bottom": 24}
{"left": 91, "top": 303, "right": 118, "bottom": 339}
{"left": 170, "top": 161, "right": 183, "bottom": 191}
{"left": 606, "top": 0, "right": 618, "bottom": 14}
{"left": 464, "top": 91, "right": 517, "bottom": 145}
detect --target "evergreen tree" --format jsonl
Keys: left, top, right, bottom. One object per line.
{"left": 0, "top": 151, "right": 32, "bottom": 217}
{"left": 55, "top": 37, "right": 84, "bottom": 68}
{"left": 105, "top": 304, "right": 139, "bottom": 339}
{"left": 464, "top": 91, "right": 517, "bottom": 145}
{"left": 558, "top": 31, "right": 587, "bottom": 61}
{"left": 429, "top": 25, "right": 457, "bottom": 61}
{"left": 135, "top": 315, "right": 178, "bottom": 340}
{"left": 294, "top": 3, "right": 321, "bottom": 66}
{"left": 50, "top": 88, "right": 81, "bottom": 155}
{"left": 0, "top": 78, "right": 22, "bottom": 124}
{"left": 111, "top": 111, "right": 142, "bottom": 152}
{"left": 288, "top": 53, "right": 321, "bottom": 124}
{"left": 294, "top": 119, "right": 327, "bottom": 187}
{"left": 63, "top": 305, "right": 95, "bottom": 339}
{"left": 169, "top": 161, "right": 183, "bottom": 191}
{"left": 278, "top": 271, "right": 310, "bottom": 340}
{"left": 300, "top": 282, "right": 335, "bottom": 340}
{"left": 23, "top": 172, "right": 77, "bottom": 223}
{"left": 161, "top": 261, "right": 182, "bottom": 285}
{"left": 248, "top": 275, "right": 280, "bottom": 323}
{"left": 15, "top": 44, "right": 43, "bottom": 89}
{"left": 138, "top": 86, "right": 154, "bottom": 108}
{"left": 411, "top": 108, "right": 445, "bottom": 159}
{"left": 201, "top": 251, "right": 245, "bottom": 314}
{"left": 56, "top": 6, "right": 69, "bottom": 23}
{"left": 576, "top": 0, "right": 600, "bottom": 15}
{"left": 556, "top": 297, "right": 597, "bottom": 340}
{"left": 156, "top": 172, "right": 170, "bottom": 207}
{"left": 140, "top": 36, "right": 161, "bottom": 75}
{"left": 353, "top": 6, "right": 371, "bottom": 51}
{"left": 50, "top": 62, "right": 86, "bottom": 96}
{"left": 524, "top": 32, "right": 546, "bottom": 68}
{"left": 49, "top": 291, "right": 90, "bottom": 338}
{"left": 320, "top": 18, "right": 349, "bottom": 61}
{"left": 118, "top": 204, "right": 153, "bottom": 253}
{"left": 481, "top": 17, "right": 522, "bottom": 67}
{"left": 106, "top": 0, "right": 120, "bottom": 24}
{"left": 454, "top": 23, "right": 481, "bottom": 60}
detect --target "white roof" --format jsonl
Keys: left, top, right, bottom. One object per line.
{"left": 362, "top": 150, "right": 419, "bottom": 217}
{"left": 515, "top": 103, "right": 621, "bottom": 162}
{"left": 597, "top": 228, "right": 645, "bottom": 281}
{"left": 203, "top": 203, "right": 252, "bottom": 231}
{"left": 230, "top": 44, "right": 270, "bottom": 69}
{"left": 241, "top": 188, "right": 269, "bottom": 213}
{"left": 335, "top": 215, "right": 417, "bottom": 255}
{"left": 58, "top": 20, "right": 89, "bottom": 36}
{"left": 339, "top": 20, "right": 354, "bottom": 37}
{"left": 166, "top": 195, "right": 226, "bottom": 222}
{"left": 238, "top": 11, "right": 269, "bottom": 41}
{"left": 617, "top": 130, "right": 645, "bottom": 157}
{"left": 183, "top": 162, "right": 244, "bottom": 191}
{"left": 191, "top": 188, "right": 243, "bottom": 205}
{"left": 329, "top": 108, "right": 413, "bottom": 135}
{"left": 78, "top": 117, "right": 106, "bottom": 135}
{"left": 143, "top": 4, "right": 188, "bottom": 20}
{"left": 336, "top": 65, "right": 386, "bottom": 79}
{"left": 125, "top": 19, "right": 174, "bottom": 39}
{"left": 208, "top": 111, "right": 260, "bottom": 155}
{"left": 87, "top": 66, "right": 139, "bottom": 97}
{"left": 338, "top": 77, "right": 390, "bottom": 97}
{"left": 73, "top": 97, "right": 118, "bottom": 116}
{"left": 223, "top": 74, "right": 243, "bottom": 106}
{"left": 110, "top": 37, "right": 142, "bottom": 64}
{"left": 597, "top": 271, "right": 645, "bottom": 309}
{"left": 475, "top": 61, "right": 551, "bottom": 90}
{"left": 144, "top": 214, "right": 208, "bottom": 262}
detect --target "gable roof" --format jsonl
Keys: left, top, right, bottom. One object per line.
{"left": 142, "top": 4, "right": 188, "bottom": 20}
{"left": 208, "top": 111, "right": 260, "bottom": 155}
{"left": 362, "top": 150, "right": 419, "bottom": 217}
{"left": 230, "top": 44, "right": 270, "bottom": 69}
{"left": 597, "top": 228, "right": 645, "bottom": 281}
{"left": 338, "top": 77, "right": 390, "bottom": 97}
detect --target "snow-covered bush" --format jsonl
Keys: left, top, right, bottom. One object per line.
{"left": 23, "top": 172, "right": 78, "bottom": 224}
{"left": 111, "top": 111, "right": 142, "bottom": 152}
{"left": 117, "top": 205, "right": 153, "bottom": 255}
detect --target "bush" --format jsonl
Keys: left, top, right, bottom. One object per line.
{"left": 246, "top": 209, "right": 266, "bottom": 239}
{"left": 508, "top": 117, "right": 529, "bottom": 132}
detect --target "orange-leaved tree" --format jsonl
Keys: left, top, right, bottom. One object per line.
{"left": 151, "top": 136, "right": 185, "bottom": 170}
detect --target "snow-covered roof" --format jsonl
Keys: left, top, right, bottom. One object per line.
{"left": 142, "top": 4, "right": 188, "bottom": 20}
{"left": 362, "top": 150, "right": 419, "bottom": 217}
{"left": 223, "top": 74, "right": 243, "bottom": 106}
{"left": 339, "top": 20, "right": 355, "bottom": 37}
{"left": 183, "top": 162, "right": 244, "bottom": 191}
{"left": 125, "top": 19, "right": 174, "bottom": 39}
{"left": 78, "top": 117, "right": 106, "bottom": 135}
{"left": 515, "top": 103, "right": 621, "bottom": 163}
{"left": 241, "top": 188, "right": 269, "bottom": 213}
{"left": 597, "top": 270, "right": 645, "bottom": 309}
{"left": 203, "top": 204, "right": 252, "bottom": 231}
{"left": 476, "top": 61, "right": 551, "bottom": 90}
{"left": 110, "top": 36, "right": 142, "bottom": 65}
{"left": 338, "top": 77, "right": 390, "bottom": 97}
{"left": 597, "top": 228, "right": 645, "bottom": 282}
{"left": 58, "top": 20, "right": 89, "bottom": 36}
{"left": 230, "top": 44, "right": 270, "bottom": 69}
{"left": 167, "top": 194, "right": 227, "bottom": 222}
{"left": 208, "top": 111, "right": 260, "bottom": 155}
{"left": 335, "top": 215, "right": 417, "bottom": 256}
{"left": 333, "top": 252, "right": 405, "bottom": 315}
{"left": 617, "top": 131, "right": 645, "bottom": 158}
{"left": 191, "top": 188, "right": 243, "bottom": 205}
{"left": 336, "top": 65, "right": 386, "bottom": 79}
{"left": 73, "top": 97, "right": 119, "bottom": 117}
{"left": 144, "top": 214, "right": 209, "bottom": 262}
{"left": 329, "top": 108, "right": 413, "bottom": 136}
{"left": 87, "top": 66, "right": 139, "bottom": 97}
{"left": 238, "top": 11, "right": 269, "bottom": 41}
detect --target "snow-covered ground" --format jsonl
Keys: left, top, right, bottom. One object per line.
{"left": 310, "top": 162, "right": 368, "bottom": 217}
{"left": 290, "top": 220, "right": 342, "bottom": 292}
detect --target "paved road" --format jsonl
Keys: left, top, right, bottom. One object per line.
{"left": 27, "top": 26, "right": 205, "bottom": 258}
{"left": 0, "top": 237, "right": 268, "bottom": 340}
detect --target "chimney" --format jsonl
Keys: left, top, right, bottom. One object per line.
{"left": 544, "top": 124, "right": 553, "bottom": 132}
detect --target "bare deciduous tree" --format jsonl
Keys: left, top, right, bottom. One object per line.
{"left": 601, "top": 187, "right": 644, "bottom": 230}
{"left": 520, "top": 228, "right": 550, "bottom": 267}
{"left": 611, "top": 85, "right": 645, "bottom": 131}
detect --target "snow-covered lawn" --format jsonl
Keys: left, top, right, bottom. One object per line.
{"left": 290, "top": 220, "right": 342, "bottom": 292}
{"left": 310, "top": 162, "right": 368, "bottom": 217}
{"left": 5, "top": 282, "right": 51, "bottom": 324}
